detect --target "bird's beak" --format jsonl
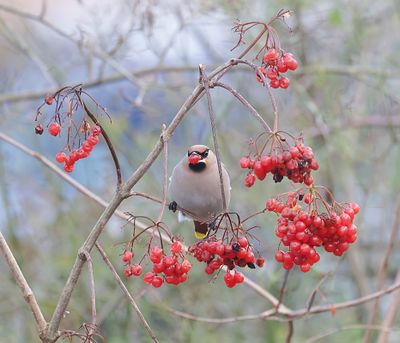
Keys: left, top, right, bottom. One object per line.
{"left": 188, "top": 152, "right": 201, "bottom": 165}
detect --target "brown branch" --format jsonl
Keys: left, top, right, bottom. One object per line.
{"left": 0, "top": 63, "right": 399, "bottom": 106}
{"left": 364, "top": 193, "right": 400, "bottom": 342}
{"left": 199, "top": 64, "right": 228, "bottom": 212}
{"left": 95, "top": 243, "right": 160, "bottom": 343}
{"left": 305, "top": 325, "right": 400, "bottom": 343}
{"left": 377, "top": 268, "right": 400, "bottom": 343}
{"left": 276, "top": 270, "right": 290, "bottom": 312}
{"left": 0, "top": 230, "right": 48, "bottom": 339}
{"left": 83, "top": 102, "right": 122, "bottom": 189}
{"left": 155, "top": 124, "right": 169, "bottom": 224}
{"left": 154, "top": 278, "right": 400, "bottom": 324}
{"left": 82, "top": 251, "right": 97, "bottom": 338}
{"left": 214, "top": 81, "right": 272, "bottom": 132}
{"left": 285, "top": 321, "right": 294, "bottom": 343}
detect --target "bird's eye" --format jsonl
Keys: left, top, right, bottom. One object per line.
{"left": 201, "top": 150, "right": 209, "bottom": 158}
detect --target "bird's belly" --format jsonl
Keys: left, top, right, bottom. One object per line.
{"left": 170, "top": 179, "right": 226, "bottom": 222}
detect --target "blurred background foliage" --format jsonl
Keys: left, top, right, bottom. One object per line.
{"left": 0, "top": 0, "right": 400, "bottom": 342}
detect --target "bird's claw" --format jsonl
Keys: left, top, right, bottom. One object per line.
{"left": 168, "top": 201, "right": 178, "bottom": 212}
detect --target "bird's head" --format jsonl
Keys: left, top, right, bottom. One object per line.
{"left": 187, "top": 145, "right": 215, "bottom": 172}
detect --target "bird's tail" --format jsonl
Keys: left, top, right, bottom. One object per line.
{"left": 194, "top": 221, "right": 209, "bottom": 239}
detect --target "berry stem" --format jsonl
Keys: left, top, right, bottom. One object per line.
{"left": 83, "top": 101, "right": 122, "bottom": 189}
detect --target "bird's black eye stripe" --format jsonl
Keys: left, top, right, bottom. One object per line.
{"left": 201, "top": 149, "right": 209, "bottom": 158}
{"left": 188, "top": 149, "right": 209, "bottom": 158}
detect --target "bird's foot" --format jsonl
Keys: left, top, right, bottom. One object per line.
{"left": 168, "top": 201, "right": 178, "bottom": 212}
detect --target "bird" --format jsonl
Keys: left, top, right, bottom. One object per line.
{"left": 169, "top": 144, "right": 231, "bottom": 238}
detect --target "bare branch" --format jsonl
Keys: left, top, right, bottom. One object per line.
{"left": 199, "top": 64, "right": 228, "bottom": 212}
{"left": 95, "top": 243, "right": 160, "bottom": 343}
{"left": 377, "top": 268, "right": 400, "bottom": 343}
{"left": 214, "top": 81, "right": 272, "bottom": 132}
{"left": 82, "top": 251, "right": 97, "bottom": 338}
{"left": 0, "top": 230, "right": 48, "bottom": 339}
{"left": 285, "top": 321, "right": 294, "bottom": 343}
{"left": 364, "top": 193, "right": 400, "bottom": 342}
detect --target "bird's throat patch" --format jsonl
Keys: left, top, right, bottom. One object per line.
{"left": 189, "top": 161, "right": 206, "bottom": 172}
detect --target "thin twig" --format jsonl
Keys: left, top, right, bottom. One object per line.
{"left": 364, "top": 193, "right": 400, "bottom": 343}
{"left": 0, "top": 230, "right": 48, "bottom": 339}
{"left": 95, "top": 243, "right": 160, "bottom": 343}
{"left": 83, "top": 102, "right": 122, "bottom": 189}
{"left": 155, "top": 124, "right": 168, "bottom": 224}
{"left": 276, "top": 270, "right": 290, "bottom": 312}
{"left": 214, "top": 81, "right": 272, "bottom": 132}
{"left": 305, "top": 325, "right": 400, "bottom": 343}
{"left": 377, "top": 268, "right": 400, "bottom": 343}
{"left": 199, "top": 64, "right": 228, "bottom": 212}
{"left": 285, "top": 321, "right": 294, "bottom": 343}
{"left": 82, "top": 251, "right": 97, "bottom": 338}
{"left": 306, "top": 274, "right": 332, "bottom": 312}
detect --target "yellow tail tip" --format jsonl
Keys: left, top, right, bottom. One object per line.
{"left": 195, "top": 230, "right": 208, "bottom": 239}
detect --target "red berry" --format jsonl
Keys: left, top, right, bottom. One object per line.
{"left": 92, "top": 125, "right": 102, "bottom": 136}
{"left": 300, "top": 263, "right": 311, "bottom": 272}
{"left": 270, "top": 79, "right": 280, "bottom": 89}
{"left": 181, "top": 260, "right": 192, "bottom": 273}
{"left": 266, "top": 198, "right": 276, "bottom": 211}
{"left": 130, "top": 264, "right": 142, "bottom": 276}
{"left": 277, "top": 59, "right": 288, "bottom": 73}
{"left": 143, "top": 272, "right": 155, "bottom": 284}
{"left": 151, "top": 276, "right": 163, "bottom": 288}
{"left": 279, "top": 77, "right": 290, "bottom": 89}
{"left": 224, "top": 271, "right": 235, "bottom": 284}
{"left": 77, "top": 148, "right": 88, "bottom": 159}
{"left": 284, "top": 55, "right": 298, "bottom": 71}
{"left": 238, "top": 236, "right": 248, "bottom": 248}
{"left": 267, "top": 68, "right": 278, "bottom": 80}
{"left": 254, "top": 161, "right": 267, "bottom": 180}
{"left": 55, "top": 152, "right": 67, "bottom": 163}
{"left": 124, "top": 266, "right": 133, "bottom": 277}
{"left": 263, "top": 48, "right": 278, "bottom": 65}
{"left": 256, "top": 257, "right": 265, "bottom": 268}
{"left": 45, "top": 95, "right": 54, "bottom": 105}
{"left": 153, "top": 262, "right": 164, "bottom": 274}
{"left": 48, "top": 122, "right": 61, "bottom": 136}
{"left": 87, "top": 135, "right": 99, "bottom": 146}
{"left": 35, "top": 124, "right": 44, "bottom": 135}
{"left": 121, "top": 250, "right": 133, "bottom": 262}
{"left": 82, "top": 141, "right": 93, "bottom": 152}
{"left": 244, "top": 173, "right": 256, "bottom": 187}
{"left": 170, "top": 241, "right": 182, "bottom": 254}
{"left": 234, "top": 271, "right": 244, "bottom": 284}
{"left": 275, "top": 250, "right": 284, "bottom": 263}
{"left": 240, "top": 156, "right": 251, "bottom": 169}
{"left": 64, "top": 163, "right": 74, "bottom": 173}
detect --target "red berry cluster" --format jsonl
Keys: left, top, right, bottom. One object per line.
{"left": 123, "top": 242, "right": 192, "bottom": 288}
{"left": 122, "top": 251, "right": 143, "bottom": 277}
{"left": 189, "top": 236, "right": 265, "bottom": 288}
{"left": 256, "top": 48, "right": 298, "bottom": 89}
{"left": 266, "top": 191, "right": 360, "bottom": 272}
{"left": 54, "top": 125, "right": 101, "bottom": 173}
{"left": 240, "top": 141, "right": 318, "bottom": 187}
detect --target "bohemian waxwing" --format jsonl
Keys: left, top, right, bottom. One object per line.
{"left": 169, "top": 144, "right": 231, "bottom": 238}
